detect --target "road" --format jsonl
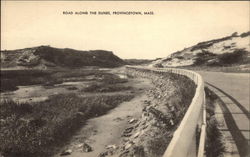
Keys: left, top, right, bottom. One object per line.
{"left": 197, "top": 71, "right": 250, "bottom": 157}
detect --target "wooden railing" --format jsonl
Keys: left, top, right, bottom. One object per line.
{"left": 125, "top": 66, "right": 206, "bottom": 157}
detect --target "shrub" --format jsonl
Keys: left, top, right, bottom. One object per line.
{"left": 205, "top": 88, "right": 225, "bottom": 157}
{"left": 206, "top": 118, "right": 225, "bottom": 157}
{"left": 218, "top": 49, "right": 247, "bottom": 65}
{"left": 240, "top": 31, "right": 250, "bottom": 38}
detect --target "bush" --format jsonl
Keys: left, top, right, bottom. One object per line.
{"left": 206, "top": 118, "right": 225, "bottom": 157}
{"left": 205, "top": 88, "right": 225, "bottom": 157}
{"left": 240, "top": 31, "right": 250, "bottom": 38}
{"left": 218, "top": 49, "right": 247, "bottom": 65}
{"left": 194, "top": 51, "right": 217, "bottom": 65}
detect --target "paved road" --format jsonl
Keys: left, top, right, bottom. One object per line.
{"left": 197, "top": 71, "right": 250, "bottom": 157}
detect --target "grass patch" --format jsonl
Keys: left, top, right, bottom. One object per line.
{"left": 83, "top": 73, "right": 131, "bottom": 93}
{"left": 0, "top": 70, "right": 57, "bottom": 92}
{"left": 84, "top": 83, "right": 131, "bottom": 92}
{"left": 0, "top": 94, "right": 134, "bottom": 157}
{"left": 0, "top": 69, "right": 125, "bottom": 92}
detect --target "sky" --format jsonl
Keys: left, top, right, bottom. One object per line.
{"left": 1, "top": 1, "right": 249, "bottom": 59}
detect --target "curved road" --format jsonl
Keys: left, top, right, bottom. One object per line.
{"left": 197, "top": 71, "right": 250, "bottom": 157}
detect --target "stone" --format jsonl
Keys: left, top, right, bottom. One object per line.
{"left": 83, "top": 143, "right": 93, "bottom": 152}
{"left": 125, "top": 143, "right": 132, "bottom": 150}
{"left": 134, "top": 122, "right": 140, "bottom": 128}
{"left": 170, "top": 119, "right": 174, "bottom": 125}
{"left": 114, "top": 117, "right": 123, "bottom": 122}
{"left": 122, "top": 133, "right": 132, "bottom": 137}
{"left": 106, "top": 144, "right": 117, "bottom": 150}
{"left": 119, "top": 150, "right": 129, "bottom": 157}
{"left": 123, "top": 126, "right": 134, "bottom": 134}
{"left": 128, "top": 118, "right": 137, "bottom": 124}
{"left": 60, "top": 149, "right": 72, "bottom": 156}
{"left": 142, "top": 125, "right": 148, "bottom": 130}
{"left": 133, "top": 131, "right": 141, "bottom": 138}
{"left": 76, "top": 143, "right": 83, "bottom": 148}
{"left": 99, "top": 151, "right": 108, "bottom": 157}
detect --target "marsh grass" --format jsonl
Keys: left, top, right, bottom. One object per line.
{"left": 0, "top": 69, "right": 119, "bottom": 92}
{"left": 0, "top": 94, "right": 134, "bottom": 157}
{"left": 82, "top": 73, "right": 131, "bottom": 92}
{"left": 83, "top": 83, "right": 131, "bottom": 92}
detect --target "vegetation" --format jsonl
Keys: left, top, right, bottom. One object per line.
{"left": 82, "top": 73, "right": 131, "bottom": 92}
{"left": 0, "top": 94, "right": 134, "bottom": 157}
{"left": 0, "top": 67, "right": 135, "bottom": 156}
{"left": 84, "top": 83, "right": 131, "bottom": 92}
{"left": 0, "top": 69, "right": 121, "bottom": 92}
{"left": 124, "top": 59, "right": 155, "bottom": 65}
{"left": 191, "top": 35, "right": 234, "bottom": 52}
{"left": 204, "top": 87, "right": 225, "bottom": 157}
{"left": 194, "top": 51, "right": 217, "bottom": 65}
{"left": 1, "top": 46, "right": 125, "bottom": 68}
{"left": 0, "top": 70, "right": 57, "bottom": 92}
{"left": 218, "top": 49, "right": 248, "bottom": 65}
{"left": 240, "top": 31, "right": 250, "bottom": 38}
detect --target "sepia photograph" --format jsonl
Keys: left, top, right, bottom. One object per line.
{"left": 0, "top": 1, "right": 249, "bottom": 157}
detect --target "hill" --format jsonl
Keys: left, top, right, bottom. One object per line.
{"left": 151, "top": 32, "right": 250, "bottom": 68}
{"left": 1, "top": 46, "right": 125, "bottom": 69}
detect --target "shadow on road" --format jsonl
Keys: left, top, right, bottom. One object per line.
{"left": 206, "top": 82, "right": 249, "bottom": 119}
{"left": 206, "top": 82, "right": 250, "bottom": 157}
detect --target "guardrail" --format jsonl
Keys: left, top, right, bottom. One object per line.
{"left": 125, "top": 66, "right": 206, "bottom": 157}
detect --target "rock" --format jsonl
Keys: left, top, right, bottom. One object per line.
{"left": 122, "top": 133, "right": 132, "bottom": 137}
{"left": 128, "top": 118, "right": 138, "bottom": 124}
{"left": 142, "top": 125, "right": 148, "bottom": 130}
{"left": 0, "top": 119, "right": 6, "bottom": 124}
{"left": 122, "top": 138, "right": 129, "bottom": 143}
{"left": 144, "top": 100, "right": 151, "bottom": 105}
{"left": 106, "top": 144, "right": 117, "bottom": 150}
{"left": 133, "top": 131, "right": 141, "bottom": 138}
{"left": 119, "top": 150, "right": 129, "bottom": 157}
{"left": 83, "top": 143, "right": 93, "bottom": 152}
{"left": 124, "top": 126, "right": 134, "bottom": 134}
{"left": 170, "top": 119, "right": 174, "bottom": 125}
{"left": 125, "top": 143, "right": 132, "bottom": 150}
{"left": 99, "top": 151, "right": 108, "bottom": 157}
{"left": 114, "top": 117, "right": 123, "bottom": 122}
{"left": 60, "top": 149, "right": 72, "bottom": 156}
{"left": 76, "top": 143, "right": 83, "bottom": 148}
{"left": 141, "top": 121, "right": 146, "bottom": 126}
{"left": 134, "top": 122, "right": 140, "bottom": 128}
{"left": 76, "top": 112, "right": 85, "bottom": 119}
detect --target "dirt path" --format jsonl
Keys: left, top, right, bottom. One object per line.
{"left": 54, "top": 76, "right": 153, "bottom": 157}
